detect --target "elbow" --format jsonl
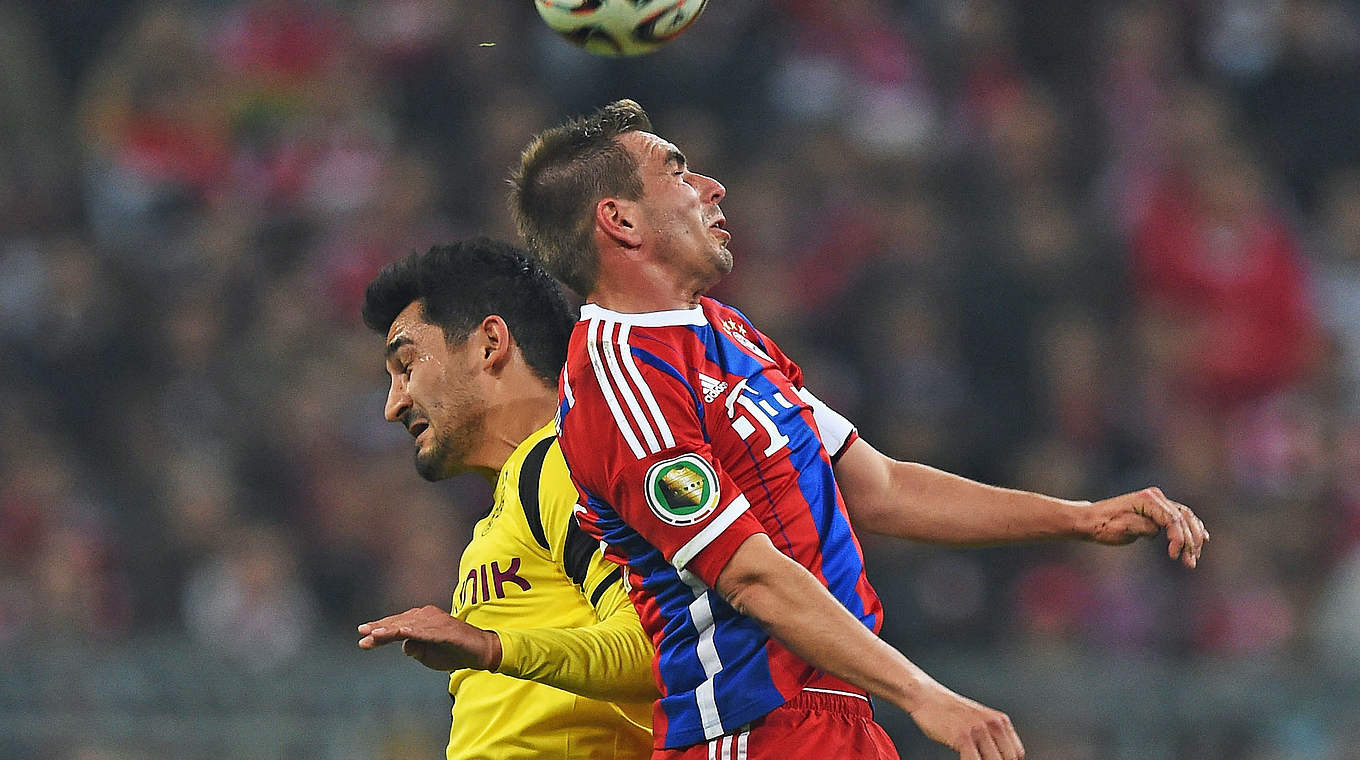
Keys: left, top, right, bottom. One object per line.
{"left": 715, "top": 566, "right": 767, "bottom": 619}
{"left": 844, "top": 499, "right": 894, "bottom": 537}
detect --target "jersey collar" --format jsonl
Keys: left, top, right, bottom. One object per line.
{"left": 580, "top": 302, "right": 707, "bottom": 327}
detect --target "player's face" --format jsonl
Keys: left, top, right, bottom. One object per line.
{"left": 622, "top": 130, "right": 732, "bottom": 289}
{"left": 382, "top": 302, "right": 486, "bottom": 481}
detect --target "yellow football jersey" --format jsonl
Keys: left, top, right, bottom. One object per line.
{"left": 447, "top": 422, "right": 654, "bottom": 760}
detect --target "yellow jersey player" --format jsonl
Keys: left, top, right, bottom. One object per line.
{"left": 356, "top": 238, "right": 655, "bottom": 759}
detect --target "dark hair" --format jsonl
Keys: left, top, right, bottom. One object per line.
{"left": 361, "top": 238, "right": 576, "bottom": 384}
{"left": 508, "top": 99, "right": 653, "bottom": 295}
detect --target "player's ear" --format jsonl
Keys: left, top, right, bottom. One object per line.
{"left": 477, "top": 315, "right": 514, "bottom": 372}
{"left": 596, "top": 197, "right": 643, "bottom": 249}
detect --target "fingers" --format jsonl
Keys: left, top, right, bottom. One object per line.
{"left": 992, "top": 713, "right": 1024, "bottom": 759}
{"left": 1138, "top": 488, "right": 1208, "bottom": 569}
{"left": 358, "top": 607, "right": 421, "bottom": 636}
{"left": 960, "top": 724, "right": 1023, "bottom": 760}
{"left": 1185, "top": 503, "right": 1209, "bottom": 550}
{"left": 357, "top": 624, "right": 413, "bottom": 649}
{"left": 976, "top": 732, "right": 1003, "bottom": 760}
{"left": 947, "top": 708, "right": 1024, "bottom": 760}
{"left": 357, "top": 607, "right": 428, "bottom": 649}
{"left": 1144, "top": 488, "right": 1189, "bottom": 562}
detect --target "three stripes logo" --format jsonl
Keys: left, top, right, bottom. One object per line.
{"left": 699, "top": 373, "right": 728, "bottom": 404}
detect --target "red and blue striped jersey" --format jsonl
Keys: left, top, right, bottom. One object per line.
{"left": 556, "top": 297, "right": 884, "bottom": 749}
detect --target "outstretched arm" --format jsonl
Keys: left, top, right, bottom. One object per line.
{"left": 356, "top": 588, "right": 657, "bottom": 702}
{"left": 833, "top": 438, "right": 1209, "bottom": 568}
{"left": 717, "top": 533, "right": 1024, "bottom": 760}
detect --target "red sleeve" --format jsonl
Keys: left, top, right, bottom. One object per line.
{"left": 753, "top": 324, "right": 859, "bottom": 458}
{"left": 560, "top": 339, "right": 766, "bottom": 588}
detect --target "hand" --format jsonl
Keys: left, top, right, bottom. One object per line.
{"left": 1086, "top": 487, "right": 1209, "bottom": 568}
{"left": 357, "top": 605, "right": 502, "bottom": 672}
{"left": 908, "top": 683, "right": 1024, "bottom": 760}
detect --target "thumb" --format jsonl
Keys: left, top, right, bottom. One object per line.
{"left": 402, "top": 638, "right": 425, "bottom": 660}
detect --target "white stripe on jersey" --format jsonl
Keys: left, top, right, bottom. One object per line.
{"left": 586, "top": 318, "right": 646, "bottom": 459}
{"left": 719, "top": 735, "right": 733, "bottom": 758}
{"left": 708, "top": 740, "right": 718, "bottom": 760}
{"left": 617, "top": 324, "right": 676, "bottom": 449}
{"left": 672, "top": 493, "right": 751, "bottom": 571}
{"left": 736, "top": 729, "right": 749, "bottom": 760}
{"left": 600, "top": 320, "right": 663, "bottom": 453}
{"left": 560, "top": 362, "right": 574, "bottom": 407}
{"left": 696, "top": 675, "right": 723, "bottom": 740}
{"left": 680, "top": 569, "right": 726, "bottom": 740}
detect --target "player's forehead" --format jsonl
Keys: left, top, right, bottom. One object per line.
{"left": 385, "top": 301, "right": 437, "bottom": 353}
{"left": 622, "top": 130, "right": 684, "bottom": 170}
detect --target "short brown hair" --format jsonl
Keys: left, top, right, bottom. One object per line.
{"left": 508, "top": 99, "right": 652, "bottom": 295}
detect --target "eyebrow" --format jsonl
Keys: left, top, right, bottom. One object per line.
{"left": 385, "top": 334, "right": 413, "bottom": 359}
{"left": 665, "top": 149, "right": 686, "bottom": 169}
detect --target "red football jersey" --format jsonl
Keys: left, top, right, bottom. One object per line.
{"left": 556, "top": 297, "right": 882, "bottom": 749}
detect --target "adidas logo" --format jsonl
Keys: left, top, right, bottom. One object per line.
{"left": 699, "top": 373, "right": 728, "bottom": 404}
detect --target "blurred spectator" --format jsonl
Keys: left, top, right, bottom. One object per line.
{"left": 1310, "top": 166, "right": 1360, "bottom": 412}
{"left": 181, "top": 522, "right": 319, "bottom": 672}
{"left": 1131, "top": 135, "right": 1321, "bottom": 411}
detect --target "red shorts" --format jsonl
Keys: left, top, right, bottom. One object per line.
{"left": 653, "top": 689, "right": 900, "bottom": 760}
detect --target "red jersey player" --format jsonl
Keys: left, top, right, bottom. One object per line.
{"left": 509, "top": 100, "right": 1207, "bottom": 760}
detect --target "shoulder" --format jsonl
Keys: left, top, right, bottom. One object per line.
{"left": 506, "top": 424, "right": 570, "bottom": 553}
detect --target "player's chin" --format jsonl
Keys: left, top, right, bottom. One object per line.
{"left": 713, "top": 246, "right": 734, "bottom": 274}
{"left": 414, "top": 447, "right": 451, "bottom": 482}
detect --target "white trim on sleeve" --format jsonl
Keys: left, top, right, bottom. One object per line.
{"left": 671, "top": 493, "right": 751, "bottom": 571}
{"left": 795, "top": 387, "right": 856, "bottom": 456}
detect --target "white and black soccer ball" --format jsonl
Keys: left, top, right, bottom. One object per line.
{"left": 534, "top": 0, "right": 710, "bottom": 57}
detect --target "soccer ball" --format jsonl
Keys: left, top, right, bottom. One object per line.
{"left": 534, "top": 0, "right": 710, "bottom": 57}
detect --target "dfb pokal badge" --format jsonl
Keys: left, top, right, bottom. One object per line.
{"left": 645, "top": 454, "right": 720, "bottom": 526}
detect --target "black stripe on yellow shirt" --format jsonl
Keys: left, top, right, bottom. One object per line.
{"left": 518, "top": 435, "right": 556, "bottom": 551}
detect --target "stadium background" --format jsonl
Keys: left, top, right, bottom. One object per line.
{"left": 1, "top": 0, "right": 1359, "bottom": 757}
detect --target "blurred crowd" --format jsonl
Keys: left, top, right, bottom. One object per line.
{"left": 2, "top": 0, "right": 1360, "bottom": 756}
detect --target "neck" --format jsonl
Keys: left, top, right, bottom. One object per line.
{"left": 461, "top": 381, "right": 559, "bottom": 486}
{"left": 590, "top": 258, "right": 709, "bottom": 313}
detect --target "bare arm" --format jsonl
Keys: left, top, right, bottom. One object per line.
{"left": 715, "top": 533, "right": 1024, "bottom": 760}
{"left": 833, "top": 438, "right": 1208, "bottom": 567}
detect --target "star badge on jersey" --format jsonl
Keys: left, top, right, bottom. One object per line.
{"left": 721, "top": 318, "right": 748, "bottom": 337}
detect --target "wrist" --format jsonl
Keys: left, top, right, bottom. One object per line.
{"left": 483, "top": 630, "right": 503, "bottom": 671}
{"left": 1061, "top": 498, "right": 1099, "bottom": 540}
{"left": 895, "top": 671, "right": 946, "bottom": 715}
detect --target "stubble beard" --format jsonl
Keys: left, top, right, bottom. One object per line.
{"left": 412, "top": 395, "right": 487, "bottom": 482}
{"left": 715, "top": 245, "right": 733, "bottom": 275}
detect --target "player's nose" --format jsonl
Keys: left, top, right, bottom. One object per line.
{"left": 694, "top": 172, "right": 725, "bottom": 204}
{"left": 384, "top": 381, "right": 411, "bottom": 423}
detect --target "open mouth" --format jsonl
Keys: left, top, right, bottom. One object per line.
{"left": 409, "top": 421, "right": 429, "bottom": 439}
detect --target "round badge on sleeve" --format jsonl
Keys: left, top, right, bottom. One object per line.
{"left": 644, "top": 454, "right": 720, "bottom": 526}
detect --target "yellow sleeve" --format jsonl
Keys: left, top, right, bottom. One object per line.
{"left": 493, "top": 439, "right": 657, "bottom": 701}
{"left": 494, "top": 591, "right": 657, "bottom": 702}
